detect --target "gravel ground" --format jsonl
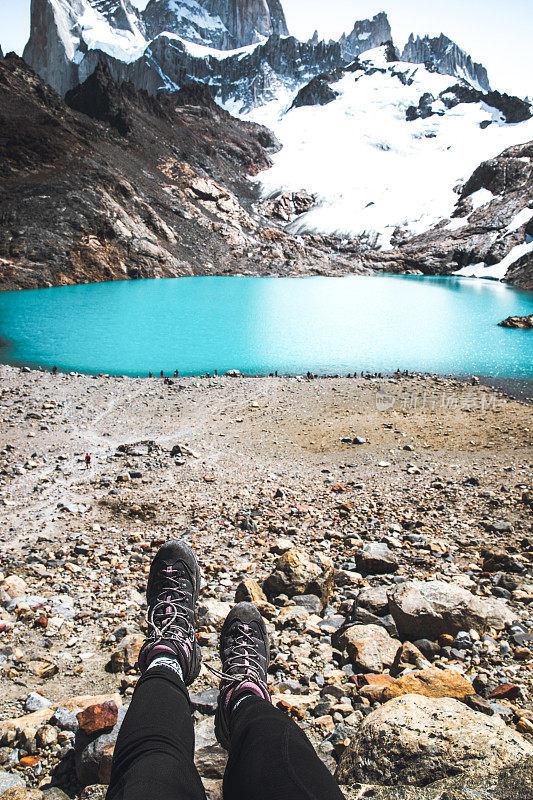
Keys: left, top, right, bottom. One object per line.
{"left": 0, "top": 366, "right": 531, "bottom": 797}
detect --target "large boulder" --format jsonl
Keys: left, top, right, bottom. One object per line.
{"left": 337, "top": 757, "right": 533, "bottom": 798}
{"left": 357, "top": 585, "right": 390, "bottom": 616}
{"left": 388, "top": 580, "right": 517, "bottom": 640}
{"left": 336, "top": 694, "right": 533, "bottom": 787}
{"left": 197, "top": 599, "right": 232, "bottom": 631}
{"left": 498, "top": 314, "right": 533, "bottom": 330}
{"left": 263, "top": 549, "right": 334, "bottom": 607}
{"left": 336, "top": 624, "right": 401, "bottom": 673}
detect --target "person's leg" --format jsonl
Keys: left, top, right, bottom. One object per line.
{"left": 106, "top": 665, "right": 206, "bottom": 800}
{"left": 107, "top": 539, "right": 205, "bottom": 800}
{"left": 223, "top": 696, "right": 344, "bottom": 800}
{"left": 213, "top": 602, "right": 345, "bottom": 800}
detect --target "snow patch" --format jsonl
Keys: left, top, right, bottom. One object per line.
{"left": 506, "top": 207, "right": 533, "bottom": 233}
{"left": 454, "top": 240, "right": 533, "bottom": 280}
{"left": 155, "top": 32, "right": 264, "bottom": 61}
{"left": 166, "top": 0, "right": 226, "bottom": 32}
{"left": 78, "top": 3, "right": 147, "bottom": 62}
{"left": 446, "top": 217, "right": 469, "bottom": 231}
{"left": 469, "top": 188, "right": 495, "bottom": 211}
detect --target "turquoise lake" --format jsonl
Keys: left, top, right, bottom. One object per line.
{"left": 0, "top": 275, "right": 531, "bottom": 378}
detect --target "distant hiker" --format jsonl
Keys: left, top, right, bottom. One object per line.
{"left": 214, "top": 370, "right": 218, "bottom": 376}
{"left": 85, "top": 453, "right": 91, "bottom": 469}
{"left": 52, "top": 366, "right": 58, "bottom": 375}
{"left": 149, "top": 371, "right": 153, "bottom": 378}
{"left": 161, "top": 370, "right": 164, "bottom": 378}
{"left": 106, "top": 540, "right": 345, "bottom": 800}
{"left": 174, "top": 370, "right": 179, "bottom": 378}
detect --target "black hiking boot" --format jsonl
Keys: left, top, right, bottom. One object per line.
{"left": 214, "top": 602, "right": 270, "bottom": 749}
{"left": 138, "top": 539, "right": 201, "bottom": 685}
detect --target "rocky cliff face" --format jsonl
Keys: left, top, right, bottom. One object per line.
{"left": 339, "top": 12, "right": 392, "bottom": 61}
{"left": 23, "top": 0, "right": 85, "bottom": 96}
{"left": 73, "top": 32, "right": 344, "bottom": 110}
{"left": 23, "top": 0, "right": 148, "bottom": 96}
{"left": 143, "top": 0, "right": 288, "bottom": 49}
{"left": 91, "top": 0, "right": 145, "bottom": 34}
{"left": 364, "top": 140, "right": 533, "bottom": 290}
{"left": 402, "top": 33, "right": 490, "bottom": 91}
{"left": 0, "top": 55, "right": 368, "bottom": 291}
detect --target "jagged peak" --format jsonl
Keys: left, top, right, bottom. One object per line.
{"left": 142, "top": 0, "right": 289, "bottom": 50}
{"left": 401, "top": 31, "right": 490, "bottom": 91}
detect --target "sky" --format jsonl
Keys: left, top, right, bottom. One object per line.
{"left": 0, "top": 0, "right": 531, "bottom": 97}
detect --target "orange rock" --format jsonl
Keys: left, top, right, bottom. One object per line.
{"left": 235, "top": 579, "right": 267, "bottom": 604}
{"left": 357, "top": 674, "right": 395, "bottom": 702}
{"left": 382, "top": 667, "right": 475, "bottom": 702}
{"left": 358, "top": 673, "right": 395, "bottom": 687}
{"left": 108, "top": 634, "right": 144, "bottom": 673}
{"left": 0, "top": 693, "right": 122, "bottom": 740}
{"left": 19, "top": 755, "right": 42, "bottom": 767}
{"left": 77, "top": 700, "right": 119, "bottom": 735}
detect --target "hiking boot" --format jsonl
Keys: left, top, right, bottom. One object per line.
{"left": 214, "top": 602, "right": 271, "bottom": 748}
{"left": 138, "top": 539, "right": 201, "bottom": 685}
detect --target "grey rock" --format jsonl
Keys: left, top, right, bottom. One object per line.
{"left": 143, "top": 0, "right": 289, "bottom": 49}
{"left": 401, "top": 33, "right": 490, "bottom": 91}
{"left": 25, "top": 691, "right": 52, "bottom": 712}
{"left": 194, "top": 718, "right": 227, "bottom": 779}
{"left": 291, "top": 75, "right": 339, "bottom": 109}
{"left": 336, "top": 695, "right": 533, "bottom": 787}
{"left": 358, "top": 586, "right": 390, "bottom": 616}
{"left": 356, "top": 543, "right": 398, "bottom": 575}
{"left": 52, "top": 706, "right": 80, "bottom": 733}
{"left": 388, "top": 580, "right": 518, "bottom": 640}
{"left": 339, "top": 12, "right": 392, "bottom": 61}
{"left": 292, "top": 594, "right": 322, "bottom": 613}
{"left": 190, "top": 688, "right": 219, "bottom": 715}
{"left": 0, "top": 771, "right": 25, "bottom": 791}
{"left": 339, "top": 756, "right": 533, "bottom": 798}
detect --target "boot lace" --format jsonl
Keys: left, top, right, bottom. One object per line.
{"left": 146, "top": 569, "right": 194, "bottom": 649}
{"left": 208, "top": 623, "right": 264, "bottom": 685}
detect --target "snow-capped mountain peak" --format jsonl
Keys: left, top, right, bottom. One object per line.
{"left": 142, "top": 0, "right": 289, "bottom": 50}
{"left": 240, "top": 46, "right": 532, "bottom": 249}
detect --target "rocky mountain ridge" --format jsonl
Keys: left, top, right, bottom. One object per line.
{"left": 142, "top": 0, "right": 289, "bottom": 49}
{"left": 0, "top": 54, "right": 369, "bottom": 292}
{"left": 401, "top": 33, "right": 490, "bottom": 92}
{"left": 23, "top": 0, "right": 496, "bottom": 107}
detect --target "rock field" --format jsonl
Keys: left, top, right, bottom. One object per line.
{"left": 0, "top": 366, "right": 532, "bottom": 799}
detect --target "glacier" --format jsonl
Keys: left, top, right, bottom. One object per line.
{"left": 237, "top": 47, "right": 533, "bottom": 250}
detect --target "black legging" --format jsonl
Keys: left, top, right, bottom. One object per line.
{"left": 106, "top": 666, "right": 345, "bottom": 800}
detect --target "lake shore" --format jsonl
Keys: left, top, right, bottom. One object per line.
{"left": 0, "top": 365, "right": 532, "bottom": 796}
